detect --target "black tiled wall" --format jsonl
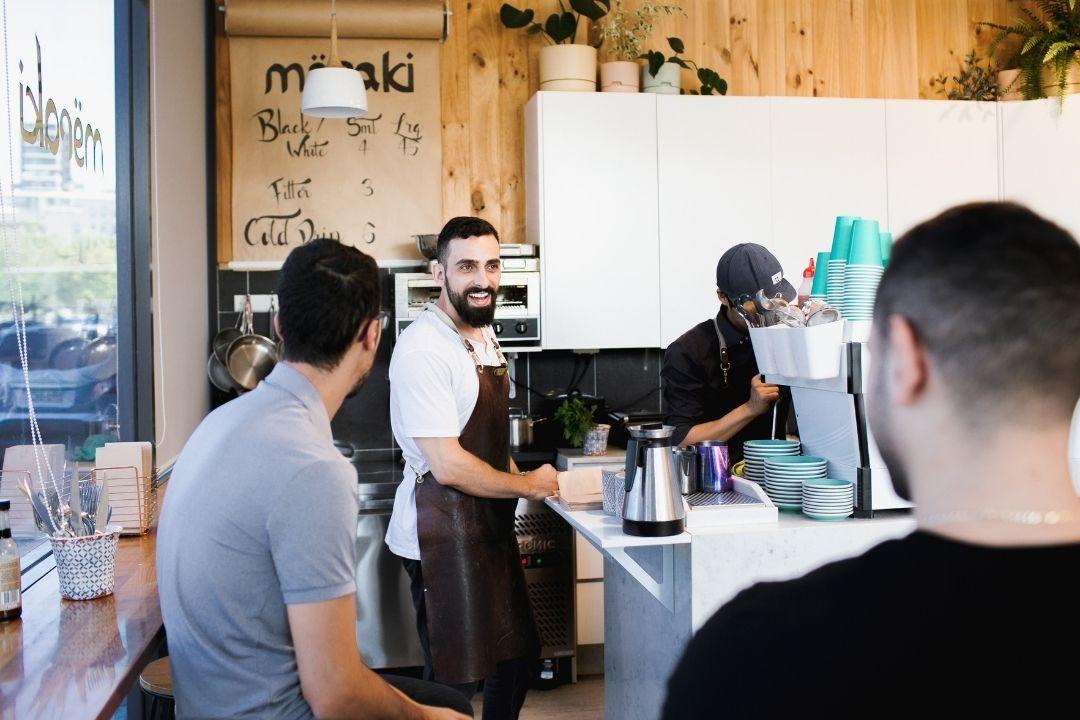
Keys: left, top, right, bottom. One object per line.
{"left": 211, "top": 269, "right": 666, "bottom": 452}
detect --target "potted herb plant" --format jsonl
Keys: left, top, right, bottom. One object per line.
{"left": 596, "top": 0, "right": 684, "bottom": 93}
{"left": 932, "top": 50, "right": 1001, "bottom": 100}
{"left": 501, "top": 0, "right": 611, "bottom": 92}
{"left": 554, "top": 396, "right": 610, "bottom": 455}
{"left": 642, "top": 37, "right": 727, "bottom": 95}
{"left": 981, "top": 0, "right": 1080, "bottom": 106}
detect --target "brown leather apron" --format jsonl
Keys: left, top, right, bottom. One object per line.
{"left": 414, "top": 308, "right": 540, "bottom": 685}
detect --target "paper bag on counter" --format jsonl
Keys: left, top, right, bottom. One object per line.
{"left": 556, "top": 468, "right": 604, "bottom": 511}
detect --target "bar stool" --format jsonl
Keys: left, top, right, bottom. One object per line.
{"left": 139, "top": 656, "right": 175, "bottom": 720}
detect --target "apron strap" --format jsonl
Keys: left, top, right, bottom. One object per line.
{"left": 713, "top": 313, "right": 732, "bottom": 389}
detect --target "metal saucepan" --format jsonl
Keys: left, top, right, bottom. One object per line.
{"left": 508, "top": 407, "right": 547, "bottom": 449}
{"left": 225, "top": 295, "right": 279, "bottom": 392}
{"left": 212, "top": 313, "right": 244, "bottom": 365}
{"left": 208, "top": 353, "right": 240, "bottom": 393}
{"left": 415, "top": 234, "right": 439, "bottom": 260}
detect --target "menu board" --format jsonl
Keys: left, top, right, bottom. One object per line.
{"left": 226, "top": 36, "right": 441, "bottom": 264}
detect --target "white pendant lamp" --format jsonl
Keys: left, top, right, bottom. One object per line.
{"left": 301, "top": 0, "right": 368, "bottom": 118}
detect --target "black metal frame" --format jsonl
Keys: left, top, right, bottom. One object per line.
{"left": 114, "top": 0, "right": 154, "bottom": 445}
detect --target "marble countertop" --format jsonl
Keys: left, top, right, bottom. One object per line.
{"left": 545, "top": 499, "right": 691, "bottom": 550}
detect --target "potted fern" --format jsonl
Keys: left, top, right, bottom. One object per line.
{"left": 596, "top": 0, "right": 684, "bottom": 93}
{"left": 981, "top": 0, "right": 1080, "bottom": 106}
{"left": 501, "top": 0, "right": 611, "bottom": 92}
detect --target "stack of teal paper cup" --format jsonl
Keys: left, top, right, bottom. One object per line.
{"left": 842, "top": 219, "right": 885, "bottom": 321}
{"left": 827, "top": 216, "right": 856, "bottom": 310}
{"left": 809, "top": 251, "right": 830, "bottom": 301}
{"left": 879, "top": 231, "right": 893, "bottom": 266}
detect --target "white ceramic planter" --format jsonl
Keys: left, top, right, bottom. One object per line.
{"left": 600, "top": 61, "right": 640, "bottom": 93}
{"left": 642, "top": 61, "right": 681, "bottom": 95}
{"left": 539, "top": 44, "right": 598, "bottom": 92}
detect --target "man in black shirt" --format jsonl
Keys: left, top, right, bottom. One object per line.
{"left": 662, "top": 244, "right": 793, "bottom": 460}
{"left": 662, "top": 202, "right": 1080, "bottom": 718}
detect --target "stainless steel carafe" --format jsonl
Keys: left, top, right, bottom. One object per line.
{"left": 622, "top": 424, "right": 686, "bottom": 536}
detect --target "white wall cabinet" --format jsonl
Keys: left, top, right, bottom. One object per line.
{"left": 528, "top": 93, "right": 1070, "bottom": 351}
{"left": 526, "top": 92, "right": 661, "bottom": 350}
{"left": 1000, "top": 95, "right": 1080, "bottom": 239}
{"left": 885, "top": 100, "right": 1001, "bottom": 237}
{"left": 769, "top": 97, "right": 889, "bottom": 287}
{"left": 656, "top": 96, "right": 774, "bottom": 347}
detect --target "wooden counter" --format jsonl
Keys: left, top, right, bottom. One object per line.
{"left": 0, "top": 533, "right": 163, "bottom": 720}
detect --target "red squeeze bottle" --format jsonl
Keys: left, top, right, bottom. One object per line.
{"left": 797, "top": 257, "right": 815, "bottom": 306}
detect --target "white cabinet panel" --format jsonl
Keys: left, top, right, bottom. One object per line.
{"left": 527, "top": 92, "right": 661, "bottom": 350}
{"left": 885, "top": 100, "right": 1001, "bottom": 237}
{"left": 769, "top": 97, "right": 888, "bottom": 285}
{"left": 575, "top": 581, "right": 605, "bottom": 645}
{"left": 657, "top": 96, "right": 773, "bottom": 347}
{"left": 575, "top": 532, "right": 604, "bottom": 580}
{"left": 1001, "top": 95, "right": 1080, "bottom": 239}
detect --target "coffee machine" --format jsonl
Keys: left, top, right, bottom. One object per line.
{"left": 762, "top": 341, "right": 911, "bottom": 517}
{"left": 622, "top": 424, "right": 686, "bottom": 536}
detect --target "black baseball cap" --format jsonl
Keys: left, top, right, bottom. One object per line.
{"left": 716, "top": 243, "right": 796, "bottom": 302}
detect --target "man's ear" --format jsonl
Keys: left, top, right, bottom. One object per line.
{"left": 432, "top": 261, "right": 445, "bottom": 284}
{"left": 886, "top": 315, "right": 929, "bottom": 407}
{"left": 717, "top": 290, "right": 728, "bottom": 306}
{"left": 360, "top": 316, "right": 381, "bottom": 351}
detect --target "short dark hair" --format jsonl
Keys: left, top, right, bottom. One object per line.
{"left": 874, "top": 202, "right": 1080, "bottom": 420}
{"left": 436, "top": 216, "right": 499, "bottom": 265}
{"left": 276, "top": 239, "right": 381, "bottom": 371}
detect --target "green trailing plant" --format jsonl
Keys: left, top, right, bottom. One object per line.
{"left": 642, "top": 36, "right": 727, "bottom": 95}
{"left": 596, "top": 0, "right": 685, "bottom": 62}
{"left": 554, "top": 396, "right": 597, "bottom": 448}
{"left": 980, "top": 0, "right": 1080, "bottom": 106}
{"left": 500, "top": 0, "right": 611, "bottom": 45}
{"left": 932, "top": 50, "right": 1000, "bottom": 100}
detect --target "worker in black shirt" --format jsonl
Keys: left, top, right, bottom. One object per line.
{"left": 661, "top": 243, "right": 794, "bottom": 460}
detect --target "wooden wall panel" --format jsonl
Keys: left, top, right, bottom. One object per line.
{"left": 422, "top": 0, "right": 1016, "bottom": 239}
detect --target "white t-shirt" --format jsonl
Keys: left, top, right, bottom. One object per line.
{"left": 385, "top": 309, "right": 505, "bottom": 560}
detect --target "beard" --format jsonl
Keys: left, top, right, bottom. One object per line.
{"left": 345, "top": 366, "right": 373, "bottom": 399}
{"left": 867, "top": 355, "right": 912, "bottom": 502}
{"left": 446, "top": 283, "right": 497, "bottom": 328}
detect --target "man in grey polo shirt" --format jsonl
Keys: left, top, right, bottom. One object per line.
{"left": 158, "top": 239, "right": 470, "bottom": 720}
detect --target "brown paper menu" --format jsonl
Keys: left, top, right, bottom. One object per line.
{"left": 223, "top": 3, "right": 443, "bottom": 265}
{"left": 225, "top": 0, "right": 448, "bottom": 40}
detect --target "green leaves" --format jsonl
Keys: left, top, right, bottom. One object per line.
{"left": 502, "top": 0, "right": 610, "bottom": 44}
{"left": 570, "top": 0, "right": 610, "bottom": 22}
{"left": 1045, "top": 40, "right": 1077, "bottom": 62}
{"left": 554, "top": 397, "right": 597, "bottom": 448}
{"left": 500, "top": 4, "right": 534, "bottom": 28}
{"left": 667, "top": 36, "right": 685, "bottom": 54}
{"left": 643, "top": 49, "right": 665, "bottom": 77}
{"left": 545, "top": 11, "right": 578, "bottom": 43}
{"left": 697, "top": 67, "right": 728, "bottom": 95}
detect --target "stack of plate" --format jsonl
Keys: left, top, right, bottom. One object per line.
{"left": 841, "top": 263, "right": 884, "bottom": 321}
{"left": 742, "top": 439, "right": 801, "bottom": 485}
{"left": 826, "top": 259, "right": 846, "bottom": 309}
{"left": 764, "top": 456, "right": 827, "bottom": 511}
{"left": 801, "top": 478, "right": 855, "bottom": 520}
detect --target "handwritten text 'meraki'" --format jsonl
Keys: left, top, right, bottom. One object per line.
{"left": 265, "top": 52, "right": 417, "bottom": 95}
